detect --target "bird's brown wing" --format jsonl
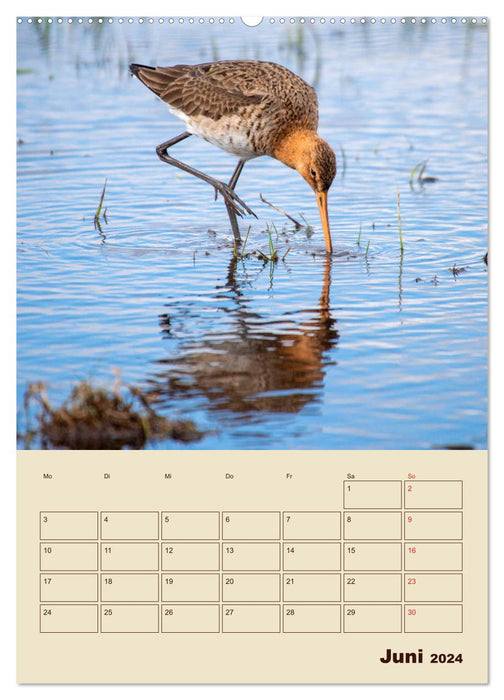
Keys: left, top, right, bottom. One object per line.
{"left": 130, "top": 62, "right": 271, "bottom": 120}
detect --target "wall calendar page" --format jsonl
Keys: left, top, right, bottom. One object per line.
{"left": 16, "top": 13, "right": 488, "bottom": 687}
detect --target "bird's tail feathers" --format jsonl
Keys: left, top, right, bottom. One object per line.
{"left": 129, "top": 63, "right": 184, "bottom": 99}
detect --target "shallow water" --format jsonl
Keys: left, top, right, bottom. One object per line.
{"left": 17, "top": 18, "right": 488, "bottom": 449}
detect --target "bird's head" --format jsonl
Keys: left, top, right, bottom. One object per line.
{"left": 298, "top": 136, "right": 337, "bottom": 194}
{"left": 275, "top": 131, "right": 336, "bottom": 253}
{"left": 296, "top": 136, "right": 336, "bottom": 254}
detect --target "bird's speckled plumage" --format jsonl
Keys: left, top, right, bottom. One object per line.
{"left": 130, "top": 60, "right": 320, "bottom": 158}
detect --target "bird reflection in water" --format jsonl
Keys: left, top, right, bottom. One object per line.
{"left": 147, "top": 256, "right": 338, "bottom": 418}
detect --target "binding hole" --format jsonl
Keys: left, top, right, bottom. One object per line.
{"left": 241, "top": 17, "right": 263, "bottom": 27}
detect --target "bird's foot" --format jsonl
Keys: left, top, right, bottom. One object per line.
{"left": 213, "top": 182, "right": 257, "bottom": 219}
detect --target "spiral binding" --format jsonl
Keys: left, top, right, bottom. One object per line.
{"left": 17, "top": 17, "right": 488, "bottom": 26}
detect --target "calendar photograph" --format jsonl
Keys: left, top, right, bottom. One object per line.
{"left": 16, "top": 17, "right": 488, "bottom": 450}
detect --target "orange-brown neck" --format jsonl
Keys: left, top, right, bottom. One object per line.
{"left": 273, "top": 129, "right": 335, "bottom": 254}
{"left": 273, "top": 129, "right": 320, "bottom": 171}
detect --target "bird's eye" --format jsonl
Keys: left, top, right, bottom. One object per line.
{"left": 310, "top": 169, "right": 317, "bottom": 178}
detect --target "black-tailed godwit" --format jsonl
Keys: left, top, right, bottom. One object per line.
{"left": 130, "top": 60, "right": 336, "bottom": 253}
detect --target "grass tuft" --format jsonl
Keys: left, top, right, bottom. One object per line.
{"left": 257, "top": 225, "right": 279, "bottom": 263}
{"left": 94, "top": 178, "right": 107, "bottom": 231}
{"left": 233, "top": 225, "right": 252, "bottom": 260}
{"left": 409, "top": 159, "right": 439, "bottom": 189}
{"left": 397, "top": 186, "right": 404, "bottom": 253}
{"left": 298, "top": 213, "right": 313, "bottom": 237}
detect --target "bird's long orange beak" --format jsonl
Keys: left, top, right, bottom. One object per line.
{"left": 316, "top": 191, "right": 332, "bottom": 254}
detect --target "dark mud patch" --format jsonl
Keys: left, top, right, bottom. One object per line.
{"left": 20, "top": 380, "right": 205, "bottom": 449}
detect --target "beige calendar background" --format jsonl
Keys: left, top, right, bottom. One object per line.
{"left": 17, "top": 450, "right": 487, "bottom": 684}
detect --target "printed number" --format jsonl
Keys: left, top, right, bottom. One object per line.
{"left": 42, "top": 609, "right": 52, "bottom": 615}
{"left": 164, "top": 608, "right": 174, "bottom": 616}
{"left": 104, "top": 547, "right": 112, "bottom": 554}
{"left": 286, "top": 547, "right": 295, "bottom": 554}
{"left": 346, "top": 516, "right": 352, "bottom": 522}
{"left": 43, "top": 547, "right": 52, "bottom": 554}
{"left": 346, "top": 577, "right": 356, "bottom": 585}
{"left": 408, "top": 547, "right": 417, "bottom": 554}
{"left": 407, "top": 485, "right": 413, "bottom": 492}
{"left": 164, "top": 515, "right": 170, "bottom": 522}
{"left": 286, "top": 609, "right": 295, "bottom": 616}
{"left": 165, "top": 578, "right": 174, "bottom": 584}
{"left": 407, "top": 578, "right": 417, "bottom": 585}
{"left": 43, "top": 578, "right": 52, "bottom": 584}
{"left": 225, "top": 609, "right": 234, "bottom": 616}
{"left": 347, "top": 546, "right": 356, "bottom": 554}
{"left": 346, "top": 609, "right": 356, "bottom": 616}
{"left": 225, "top": 578, "right": 234, "bottom": 585}
{"left": 285, "top": 577, "right": 294, "bottom": 584}
{"left": 407, "top": 609, "right": 417, "bottom": 616}
{"left": 42, "top": 516, "right": 48, "bottom": 523}
{"left": 104, "top": 609, "right": 113, "bottom": 616}
{"left": 431, "top": 653, "right": 463, "bottom": 664}
{"left": 285, "top": 515, "right": 291, "bottom": 522}
{"left": 226, "top": 547, "right": 234, "bottom": 554}
{"left": 103, "top": 516, "right": 108, "bottom": 522}
{"left": 165, "top": 546, "right": 174, "bottom": 554}
{"left": 407, "top": 516, "right": 413, "bottom": 523}
{"left": 225, "top": 516, "right": 230, "bottom": 523}
{"left": 104, "top": 578, "right": 113, "bottom": 584}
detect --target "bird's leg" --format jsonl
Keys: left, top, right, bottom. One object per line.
{"left": 224, "top": 159, "right": 248, "bottom": 245}
{"left": 155, "top": 133, "right": 255, "bottom": 223}
{"left": 228, "top": 159, "right": 245, "bottom": 190}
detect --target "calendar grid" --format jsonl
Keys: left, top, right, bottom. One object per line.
{"left": 38, "top": 479, "right": 463, "bottom": 634}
